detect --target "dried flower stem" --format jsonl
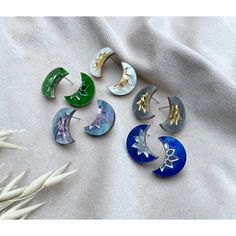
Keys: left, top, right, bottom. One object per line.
{"left": 0, "top": 162, "right": 77, "bottom": 219}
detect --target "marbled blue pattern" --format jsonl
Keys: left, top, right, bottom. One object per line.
{"left": 126, "top": 124, "right": 158, "bottom": 163}
{"left": 153, "top": 136, "right": 187, "bottom": 177}
{"left": 84, "top": 99, "right": 115, "bottom": 136}
{"left": 52, "top": 107, "right": 76, "bottom": 145}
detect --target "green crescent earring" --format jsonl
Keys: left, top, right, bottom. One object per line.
{"left": 42, "top": 67, "right": 95, "bottom": 107}
{"left": 42, "top": 67, "right": 69, "bottom": 99}
{"left": 64, "top": 72, "right": 95, "bottom": 108}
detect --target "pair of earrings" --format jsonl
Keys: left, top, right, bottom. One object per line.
{"left": 41, "top": 67, "right": 95, "bottom": 107}
{"left": 52, "top": 100, "right": 116, "bottom": 145}
{"left": 126, "top": 85, "right": 187, "bottom": 177}
{"left": 42, "top": 67, "right": 116, "bottom": 145}
{"left": 89, "top": 47, "right": 137, "bottom": 96}
{"left": 132, "top": 85, "right": 186, "bottom": 133}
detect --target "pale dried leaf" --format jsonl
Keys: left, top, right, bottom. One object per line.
{"left": 0, "top": 136, "right": 7, "bottom": 142}
{"left": 0, "top": 201, "right": 15, "bottom": 212}
{"left": 20, "top": 170, "right": 54, "bottom": 197}
{"left": 0, "top": 202, "right": 45, "bottom": 219}
{"left": 45, "top": 169, "right": 77, "bottom": 188}
{"left": 6, "top": 196, "right": 34, "bottom": 213}
{"left": 49, "top": 162, "right": 71, "bottom": 178}
{"left": 20, "top": 213, "right": 29, "bottom": 219}
{"left": 0, "top": 188, "right": 25, "bottom": 202}
{"left": 2, "top": 171, "right": 26, "bottom": 193}
{"left": 0, "top": 141, "right": 27, "bottom": 150}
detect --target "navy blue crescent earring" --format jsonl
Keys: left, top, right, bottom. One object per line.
{"left": 126, "top": 124, "right": 187, "bottom": 177}
{"left": 126, "top": 124, "right": 159, "bottom": 163}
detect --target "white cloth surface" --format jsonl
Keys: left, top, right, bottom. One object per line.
{"left": 0, "top": 17, "right": 236, "bottom": 219}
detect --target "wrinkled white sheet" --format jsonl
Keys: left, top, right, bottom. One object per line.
{"left": 0, "top": 17, "right": 236, "bottom": 219}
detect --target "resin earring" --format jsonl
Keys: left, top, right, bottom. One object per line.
{"left": 42, "top": 67, "right": 71, "bottom": 99}
{"left": 42, "top": 68, "right": 95, "bottom": 107}
{"left": 84, "top": 99, "right": 116, "bottom": 136}
{"left": 64, "top": 72, "right": 95, "bottom": 108}
{"left": 52, "top": 100, "right": 116, "bottom": 144}
{"left": 152, "top": 136, "right": 187, "bottom": 177}
{"left": 107, "top": 62, "right": 137, "bottom": 96}
{"left": 89, "top": 47, "right": 137, "bottom": 96}
{"left": 132, "top": 85, "right": 159, "bottom": 119}
{"left": 126, "top": 124, "right": 187, "bottom": 177}
{"left": 158, "top": 96, "right": 186, "bottom": 133}
{"left": 89, "top": 47, "right": 115, "bottom": 78}
{"left": 52, "top": 107, "right": 76, "bottom": 145}
{"left": 126, "top": 124, "right": 159, "bottom": 163}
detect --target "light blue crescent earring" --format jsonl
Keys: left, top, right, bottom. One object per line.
{"left": 52, "top": 99, "right": 116, "bottom": 145}
{"left": 89, "top": 47, "right": 137, "bottom": 96}
{"left": 126, "top": 124, "right": 187, "bottom": 177}
{"left": 84, "top": 99, "right": 116, "bottom": 136}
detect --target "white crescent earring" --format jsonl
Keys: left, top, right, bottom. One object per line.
{"left": 89, "top": 47, "right": 137, "bottom": 96}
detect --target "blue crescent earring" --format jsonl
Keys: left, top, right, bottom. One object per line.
{"left": 52, "top": 107, "right": 76, "bottom": 145}
{"left": 152, "top": 136, "right": 187, "bottom": 177}
{"left": 89, "top": 47, "right": 137, "bottom": 96}
{"left": 84, "top": 99, "right": 116, "bottom": 136}
{"left": 52, "top": 99, "right": 116, "bottom": 145}
{"left": 126, "top": 124, "right": 159, "bottom": 163}
{"left": 126, "top": 124, "right": 187, "bottom": 177}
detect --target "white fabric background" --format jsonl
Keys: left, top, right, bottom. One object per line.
{"left": 0, "top": 17, "right": 236, "bottom": 219}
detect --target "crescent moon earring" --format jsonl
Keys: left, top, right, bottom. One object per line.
{"left": 52, "top": 100, "right": 116, "bottom": 144}
{"left": 42, "top": 67, "right": 72, "bottom": 99}
{"left": 89, "top": 47, "right": 137, "bottom": 96}
{"left": 107, "top": 61, "right": 137, "bottom": 96}
{"left": 52, "top": 107, "right": 77, "bottom": 145}
{"left": 152, "top": 136, "right": 187, "bottom": 177}
{"left": 89, "top": 47, "right": 115, "bottom": 78}
{"left": 84, "top": 99, "right": 116, "bottom": 136}
{"left": 64, "top": 72, "right": 95, "bottom": 108}
{"left": 126, "top": 124, "right": 159, "bottom": 163}
{"left": 126, "top": 124, "right": 187, "bottom": 177}
{"left": 42, "top": 68, "right": 95, "bottom": 107}
{"left": 159, "top": 96, "right": 186, "bottom": 133}
{"left": 132, "top": 85, "right": 159, "bottom": 119}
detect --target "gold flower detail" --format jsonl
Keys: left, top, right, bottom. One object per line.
{"left": 115, "top": 68, "right": 130, "bottom": 88}
{"left": 136, "top": 92, "right": 150, "bottom": 113}
{"left": 94, "top": 52, "right": 108, "bottom": 70}
{"left": 169, "top": 104, "right": 182, "bottom": 125}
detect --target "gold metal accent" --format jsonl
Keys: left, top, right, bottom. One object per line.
{"left": 94, "top": 52, "right": 108, "bottom": 70}
{"left": 169, "top": 104, "right": 182, "bottom": 125}
{"left": 114, "top": 68, "right": 130, "bottom": 88}
{"left": 136, "top": 92, "right": 150, "bottom": 113}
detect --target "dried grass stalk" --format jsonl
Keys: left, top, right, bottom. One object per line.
{"left": 0, "top": 162, "right": 77, "bottom": 219}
